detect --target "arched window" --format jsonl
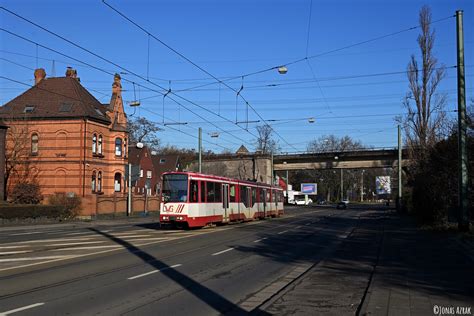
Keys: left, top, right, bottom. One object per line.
{"left": 91, "top": 171, "right": 97, "bottom": 192}
{"left": 31, "top": 133, "right": 39, "bottom": 155}
{"left": 123, "top": 138, "right": 127, "bottom": 157}
{"left": 92, "top": 134, "right": 97, "bottom": 154}
{"left": 97, "top": 171, "right": 102, "bottom": 192}
{"left": 115, "top": 138, "right": 122, "bottom": 156}
{"left": 114, "top": 172, "right": 121, "bottom": 192}
{"left": 98, "top": 135, "right": 103, "bottom": 155}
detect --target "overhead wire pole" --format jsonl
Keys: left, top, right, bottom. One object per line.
{"left": 456, "top": 10, "right": 469, "bottom": 232}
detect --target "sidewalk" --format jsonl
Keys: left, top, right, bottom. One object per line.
{"left": 259, "top": 210, "right": 474, "bottom": 315}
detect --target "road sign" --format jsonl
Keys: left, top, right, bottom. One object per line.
{"left": 376, "top": 176, "right": 391, "bottom": 195}
{"left": 301, "top": 183, "right": 317, "bottom": 194}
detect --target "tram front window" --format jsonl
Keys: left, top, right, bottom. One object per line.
{"left": 162, "top": 174, "right": 188, "bottom": 202}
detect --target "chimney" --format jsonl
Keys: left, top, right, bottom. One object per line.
{"left": 65, "top": 67, "right": 78, "bottom": 78}
{"left": 34, "top": 68, "right": 46, "bottom": 85}
{"left": 112, "top": 73, "right": 122, "bottom": 95}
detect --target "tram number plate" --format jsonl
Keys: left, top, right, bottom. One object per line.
{"left": 169, "top": 216, "right": 176, "bottom": 221}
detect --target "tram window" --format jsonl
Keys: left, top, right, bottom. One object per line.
{"left": 252, "top": 188, "right": 257, "bottom": 206}
{"left": 207, "top": 182, "right": 215, "bottom": 202}
{"left": 267, "top": 190, "right": 271, "bottom": 202}
{"left": 259, "top": 189, "right": 264, "bottom": 203}
{"left": 200, "top": 181, "right": 206, "bottom": 203}
{"left": 215, "top": 183, "right": 222, "bottom": 202}
{"left": 190, "top": 180, "right": 198, "bottom": 203}
{"left": 230, "top": 185, "right": 236, "bottom": 203}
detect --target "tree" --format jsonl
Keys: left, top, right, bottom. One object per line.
{"left": 400, "top": 5, "right": 447, "bottom": 156}
{"left": 127, "top": 116, "right": 161, "bottom": 150}
{"left": 255, "top": 125, "right": 280, "bottom": 154}
{"left": 307, "top": 134, "right": 364, "bottom": 153}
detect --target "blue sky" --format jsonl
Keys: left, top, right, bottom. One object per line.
{"left": 1, "top": 0, "right": 472, "bottom": 153}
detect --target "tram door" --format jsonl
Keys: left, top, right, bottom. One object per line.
{"left": 263, "top": 189, "right": 267, "bottom": 217}
{"left": 222, "top": 184, "right": 229, "bottom": 221}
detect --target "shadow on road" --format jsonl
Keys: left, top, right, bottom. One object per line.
{"left": 88, "top": 228, "right": 269, "bottom": 315}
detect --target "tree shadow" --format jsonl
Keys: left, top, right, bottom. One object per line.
{"left": 88, "top": 227, "right": 270, "bottom": 315}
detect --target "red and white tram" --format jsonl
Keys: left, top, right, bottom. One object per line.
{"left": 159, "top": 172, "right": 284, "bottom": 228}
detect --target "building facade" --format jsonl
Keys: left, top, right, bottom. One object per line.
{"left": 0, "top": 68, "right": 128, "bottom": 211}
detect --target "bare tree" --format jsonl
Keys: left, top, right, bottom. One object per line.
{"left": 307, "top": 134, "right": 365, "bottom": 153}
{"left": 127, "top": 116, "right": 161, "bottom": 150}
{"left": 255, "top": 125, "right": 280, "bottom": 154}
{"left": 401, "top": 5, "right": 447, "bottom": 155}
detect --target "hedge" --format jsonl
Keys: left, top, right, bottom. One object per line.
{"left": 0, "top": 204, "right": 70, "bottom": 220}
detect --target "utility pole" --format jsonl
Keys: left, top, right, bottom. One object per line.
{"left": 340, "top": 169, "right": 343, "bottom": 200}
{"left": 398, "top": 125, "right": 402, "bottom": 212}
{"left": 456, "top": 10, "right": 469, "bottom": 231}
{"left": 127, "top": 163, "right": 132, "bottom": 216}
{"left": 198, "top": 127, "right": 202, "bottom": 173}
{"left": 360, "top": 170, "right": 365, "bottom": 202}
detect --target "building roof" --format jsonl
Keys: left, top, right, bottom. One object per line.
{"left": 151, "top": 154, "right": 181, "bottom": 178}
{"left": 236, "top": 145, "right": 250, "bottom": 154}
{"left": 128, "top": 146, "right": 151, "bottom": 166}
{"left": 0, "top": 76, "right": 110, "bottom": 124}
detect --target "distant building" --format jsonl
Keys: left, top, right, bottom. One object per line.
{"left": 0, "top": 68, "right": 128, "bottom": 210}
{"left": 151, "top": 154, "right": 181, "bottom": 194}
{"left": 128, "top": 145, "right": 155, "bottom": 195}
{"left": 0, "top": 120, "right": 8, "bottom": 201}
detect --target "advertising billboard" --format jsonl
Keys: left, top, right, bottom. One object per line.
{"left": 376, "top": 176, "right": 391, "bottom": 195}
{"left": 301, "top": 183, "right": 317, "bottom": 195}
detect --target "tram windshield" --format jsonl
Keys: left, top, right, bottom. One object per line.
{"left": 162, "top": 174, "right": 188, "bottom": 203}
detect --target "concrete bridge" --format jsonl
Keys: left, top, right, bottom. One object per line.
{"left": 273, "top": 148, "right": 409, "bottom": 171}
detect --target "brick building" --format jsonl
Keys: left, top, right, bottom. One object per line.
{"left": 0, "top": 68, "right": 128, "bottom": 213}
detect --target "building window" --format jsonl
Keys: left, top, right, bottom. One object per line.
{"left": 98, "top": 135, "right": 103, "bottom": 154}
{"left": 115, "top": 138, "right": 122, "bottom": 156}
{"left": 97, "top": 171, "right": 102, "bottom": 192}
{"left": 91, "top": 171, "right": 97, "bottom": 192}
{"left": 31, "top": 133, "right": 39, "bottom": 155}
{"left": 160, "top": 158, "right": 166, "bottom": 164}
{"left": 146, "top": 170, "right": 152, "bottom": 179}
{"left": 92, "top": 134, "right": 97, "bottom": 154}
{"left": 114, "top": 173, "right": 121, "bottom": 192}
{"left": 140, "top": 169, "right": 144, "bottom": 178}
{"left": 123, "top": 138, "right": 127, "bottom": 157}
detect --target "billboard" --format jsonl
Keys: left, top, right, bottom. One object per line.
{"left": 301, "top": 183, "right": 317, "bottom": 195}
{"left": 376, "top": 176, "right": 391, "bottom": 195}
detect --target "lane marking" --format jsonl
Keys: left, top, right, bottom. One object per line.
{"left": 47, "top": 241, "right": 105, "bottom": 247}
{"left": 295, "top": 225, "right": 302, "bottom": 229}
{"left": 9, "top": 232, "right": 43, "bottom": 236}
{"left": 212, "top": 248, "right": 234, "bottom": 256}
{"left": 253, "top": 237, "right": 268, "bottom": 243}
{"left": 63, "top": 232, "right": 91, "bottom": 236}
{"left": 110, "top": 235, "right": 151, "bottom": 238}
{"left": 0, "top": 251, "right": 31, "bottom": 255}
{"left": 277, "top": 230, "right": 288, "bottom": 235}
{"left": 128, "top": 264, "right": 182, "bottom": 280}
{"left": 0, "top": 302, "right": 45, "bottom": 315}
{"left": 0, "top": 256, "right": 73, "bottom": 262}
{"left": 0, "top": 246, "right": 29, "bottom": 249}
{"left": 51, "top": 245, "right": 122, "bottom": 251}
{"left": 18, "top": 237, "right": 93, "bottom": 244}
{"left": 305, "top": 223, "right": 311, "bottom": 226}
{"left": 124, "top": 237, "right": 168, "bottom": 242}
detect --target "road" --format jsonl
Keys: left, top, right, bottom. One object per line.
{"left": 0, "top": 206, "right": 378, "bottom": 315}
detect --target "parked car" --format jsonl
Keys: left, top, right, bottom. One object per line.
{"left": 290, "top": 197, "right": 313, "bottom": 205}
{"left": 336, "top": 201, "right": 348, "bottom": 209}
{"left": 317, "top": 199, "right": 327, "bottom": 205}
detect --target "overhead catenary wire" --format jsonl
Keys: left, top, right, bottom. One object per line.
{"left": 0, "top": 27, "right": 256, "bottom": 148}
{"left": 0, "top": 7, "right": 260, "bottom": 144}
{"left": 100, "top": 1, "right": 299, "bottom": 151}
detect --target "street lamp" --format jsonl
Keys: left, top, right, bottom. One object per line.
{"left": 278, "top": 66, "right": 288, "bottom": 74}
{"left": 283, "top": 161, "right": 288, "bottom": 203}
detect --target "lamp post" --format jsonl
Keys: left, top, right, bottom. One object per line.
{"left": 283, "top": 161, "right": 288, "bottom": 203}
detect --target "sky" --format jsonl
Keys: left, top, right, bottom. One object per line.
{"left": 1, "top": 0, "right": 473, "bottom": 153}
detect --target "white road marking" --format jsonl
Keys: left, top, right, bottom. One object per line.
{"left": 18, "top": 237, "right": 93, "bottom": 244}
{"left": 304, "top": 223, "right": 311, "bottom": 226}
{"left": 47, "top": 241, "right": 105, "bottom": 247}
{"left": 128, "top": 264, "right": 182, "bottom": 280}
{"left": 51, "top": 245, "right": 121, "bottom": 250}
{"left": 0, "top": 256, "right": 73, "bottom": 262}
{"left": 0, "top": 246, "right": 29, "bottom": 249}
{"left": 212, "top": 248, "right": 234, "bottom": 256}
{"left": 253, "top": 237, "right": 268, "bottom": 243}
{"left": 9, "top": 232, "right": 43, "bottom": 236}
{"left": 295, "top": 226, "right": 302, "bottom": 229}
{"left": 111, "top": 235, "right": 151, "bottom": 238}
{"left": 277, "top": 230, "right": 288, "bottom": 235}
{"left": 125, "top": 237, "right": 168, "bottom": 242}
{"left": 63, "top": 232, "right": 91, "bottom": 236}
{"left": 0, "top": 302, "right": 45, "bottom": 315}
{"left": 0, "top": 251, "right": 31, "bottom": 255}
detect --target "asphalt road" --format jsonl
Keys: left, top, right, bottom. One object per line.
{"left": 0, "top": 206, "right": 365, "bottom": 315}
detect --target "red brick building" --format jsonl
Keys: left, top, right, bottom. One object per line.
{"left": 0, "top": 68, "right": 128, "bottom": 215}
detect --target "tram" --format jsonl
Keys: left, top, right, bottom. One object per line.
{"left": 159, "top": 172, "right": 284, "bottom": 228}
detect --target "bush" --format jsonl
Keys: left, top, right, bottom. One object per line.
{"left": 11, "top": 182, "right": 42, "bottom": 204}
{"left": 48, "top": 193, "right": 82, "bottom": 218}
{"left": 0, "top": 204, "right": 65, "bottom": 220}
